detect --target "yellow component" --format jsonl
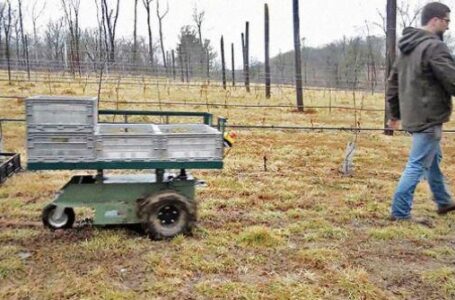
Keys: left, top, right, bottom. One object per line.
{"left": 223, "top": 131, "right": 237, "bottom": 147}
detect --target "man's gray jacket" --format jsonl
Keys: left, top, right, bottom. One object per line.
{"left": 387, "top": 27, "right": 455, "bottom": 132}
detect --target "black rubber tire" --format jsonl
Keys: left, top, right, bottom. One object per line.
{"left": 139, "top": 191, "right": 196, "bottom": 240}
{"left": 42, "top": 204, "right": 75, "bottom": 230}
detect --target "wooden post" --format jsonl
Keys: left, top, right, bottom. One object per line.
{"left": 384, "top": 0, "right": 397, "bottom": 135}
{"left": 265, "top": 3, "right": 271, "bottom": 99}
{"left": 172, "top": 49, "right": 176, "bottom": 80}
{"left": 221, "top": 36, "right": 227, "bottom": 90}
{"left": 25, "top": 34, "right": 31, "bottom": 80}
{"left": 178, "top": 48, "right": 184, "bottom": 82}
{"left": 245, "top": 21, "right": 250, "bottom": 93}
{"left": 231, "top": 43, "right": 235, "bottom": 86}
{"left": 293, "top": 0, "right": 304, "bottom": 111}
{"left": 241, "top": 33, "right": 245, "bottom": 80}
{"left": 206, "top": 48, "right": 210, "bottom": 81}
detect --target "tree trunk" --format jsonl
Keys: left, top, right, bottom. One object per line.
{"left": 206, "top": 48, "right": 210, "bottom": 80}
{"left": 172, "top": 49, "right": 176, "bottom": 80}
{"left": 384, "top": 0, "right": 397, "bottom": 135}
{"left": 133, "top": 0, "right": 138, "bottom": 64}
{"left": 14, "top": 20, "right": 20, "bottom": 66}
{"left": 293, "top": 0, "right": 304, "bottom": 111}
{"left": 185, "top": 51, "right": 190, "bottom": 82}
{"left": 220, "top": 36, "right": 226, "bottom": 90}
{"left": 264, "top": 4, "right": 271, "bottom": 98}
{"left": 18, "top": 0, "right": 26, "bottom": 65}
{"left": 156, "top": 0, "right": 169, "bottom": 74}
{"left": 4, "top": 2, "right": 12, "bottom": 84}
{"left": 102, "top": 0, "right": 120, "bottom": 64}
{"left": 25, "top": 34, "right": 30, "bottom": 80}
{"left": 166, "top": 51, "right": 171, "bottom": 77}
{"left": 145, "top": 3, "right": 154, "bottom": 70}
{"left": 178, "top": 47, "right": 184, "bottom": 82}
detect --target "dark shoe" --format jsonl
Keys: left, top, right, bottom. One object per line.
{"left": 389, "top": 216, "right": 434, "bottom": 228}
{"left": 437, "top": 203, "right": 455, "bottom": 215}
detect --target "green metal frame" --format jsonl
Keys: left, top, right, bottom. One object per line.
{"left": 28, "top": 161, "right": 222, "bottom": 171}
{"left": 52, "top": 175, "right": 196, "bottom": 225}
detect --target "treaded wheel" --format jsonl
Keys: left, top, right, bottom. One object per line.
{"left": 42, "top": 204, "right": 75, "bottom": 230}
{"left": 139, "top": 191, "right": 196, "bottom": 240}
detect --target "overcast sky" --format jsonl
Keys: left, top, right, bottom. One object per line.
{"left": 23, "top": 0, "right": 455, "bottom": 64}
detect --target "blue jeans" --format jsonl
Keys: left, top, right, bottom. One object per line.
{"left": 391, "top": 125, "right": 453, "bottom": 219}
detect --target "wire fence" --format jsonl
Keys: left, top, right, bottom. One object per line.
{"left": 0, "top": 55, "right": 387, "bottom": 92}
{"left": 0, "top": 95, "right": 384, "bottom": 112}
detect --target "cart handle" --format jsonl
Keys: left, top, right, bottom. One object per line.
{"left": 99, "top": 110, "right": 213, "bottom": 126}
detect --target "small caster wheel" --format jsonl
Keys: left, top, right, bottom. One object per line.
{"left": 42, "top": 204, "right": 75, "bottom": 230}
{"left": 139, "top": 191, "right": 196, "bottom": 240}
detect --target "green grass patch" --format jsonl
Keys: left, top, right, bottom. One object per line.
{"left": 297, "top": 248, "right": 342, "bottom": 269}
{"left": 238, "top": 226, "right": 283, "bottom": 248}
{"left": 422, "top": 267, "right": 455, "bottom": 299}
{"left": 423, "top": 247, "right": 455, "bottom": 259}
{"left": 337, "top": 267, "right": 388, "bottom": 299}
{"left": 368, "top": 225, "right": 435, "bottom": 241}
{"left": 0, "top": 229, "right": 40, "bottom": 243}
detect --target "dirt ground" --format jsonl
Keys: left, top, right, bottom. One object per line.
{"left": 1, "top": 74, "right": 455, "bottom": 299}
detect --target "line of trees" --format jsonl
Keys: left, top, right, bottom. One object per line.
{"left": 0, "top": 0, "right": 219, "bottom": 81}
{"left": 0, "top": 0, "right": 443, "bottom": 94}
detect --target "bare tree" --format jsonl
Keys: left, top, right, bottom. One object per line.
{"left": 365, "top": 21, "right": 378, "bottom": 94}
{"left": 206, "top": 48, "right": 210, "bottom": 80}
{"left": 61, "top": 0, "right": 81, "bottom": 75}
{"left": 193, "top": 6, "right": 205, "bottom": 77}
{"left": 397, "top": 0, "right": 422, "bottom": 28}
{"left": 97, "top": 0, "right": 109, "bottom": 62}
{"left": 375, "top": 1, "right": 421, "bottom": 34}
{"left": 3, "top": 0, "right": 13, "bottom": 83}
{"left": 95, "top": 0, "right": 107, "bottom": 63}
{"left": 133, "top": 0, "right": 138, "bottom": 63}
{"left": 178, "top": 47, "right": 184, "bottom": 82}
{"left": 14, "top": 17, "right": 19, "bottom": 63}
{"left": 17, "top": 0, "right": 25, "bottom": 64}
{"left": 275, "top": 50, "right": 286, "bottom": 84}
{"left": 101, "top": 0, "right": 120, "bottom": 63}
{"left": 143, "top": 0, "right": 154, "bottom": 69}
{"left": 0, "top": 3, "right": 6, "bottom": 61}
{"left": 31, "top": 0, "right": 46, "bottom": 62}
{"left": 171, "top": 49, "right": 176, "bottom": 79}
{"left": 156, "top": 0, "right": 169, "bottom": 71}
{"left": 45, "top": 18, "right": 65, "bottom": 64}
{"left": 25, "top": 34, "right": 30, "bottom": 79}
{"left": 373, "top": 8, "right": 387, "bottom": 35}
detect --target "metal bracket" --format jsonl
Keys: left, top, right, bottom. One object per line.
{"left": 53, "top": 206, "right": 65, "bottom": 220}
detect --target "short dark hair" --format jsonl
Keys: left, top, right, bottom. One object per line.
{"left": 421, "top": 2, "right": 451, "bottom": 25}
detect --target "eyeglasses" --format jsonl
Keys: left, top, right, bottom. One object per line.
{"left": 441, "top": 18, "right": 451, "bottom": 24}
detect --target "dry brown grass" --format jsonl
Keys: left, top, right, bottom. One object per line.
{"left": 1, "top": 71, "right": 455, "bottom": 299}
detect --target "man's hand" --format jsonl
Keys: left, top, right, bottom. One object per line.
{"left": 387, "top": 119, "right": 401, "bottom": 130}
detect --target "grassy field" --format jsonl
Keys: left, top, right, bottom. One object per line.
{"left": 1, "top": 73, "right": 455, "bottom": 299}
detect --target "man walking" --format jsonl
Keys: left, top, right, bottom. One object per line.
{"left": 387, "top": 2, "right": 455, "bottom": 220}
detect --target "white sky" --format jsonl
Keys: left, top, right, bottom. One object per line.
{"left": 22, "top": 0, "right": 455, "bottom": 64}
